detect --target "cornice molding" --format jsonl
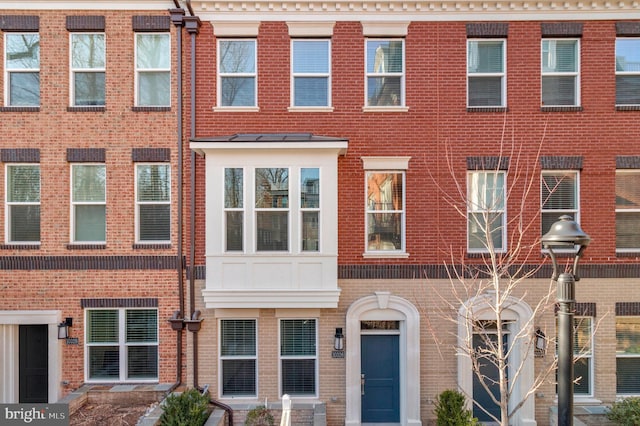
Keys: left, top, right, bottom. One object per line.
{"left": 0, "top": 1, "right": 173, "bottom": 10}
{"left": 190, "top": 0, "right": 640, "bottom": 21}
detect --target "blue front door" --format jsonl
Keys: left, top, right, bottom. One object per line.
{"left": 472, "top": 332, "right": 507, "bottom": 422}
{"left": 361, "top": 334, "right": 400, "bottom": 423}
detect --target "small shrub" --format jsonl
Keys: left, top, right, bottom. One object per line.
{"left": 160, "top": 388, "right": 210, "bottom": 426}
{"left": 434, "top": 389, "right": 480, "bottom": 426}
{"left": 607, "top": 397, "right": 640, "bottom": 426}
{"left": 244, "top": 405, "right": 274, "bottom": 426}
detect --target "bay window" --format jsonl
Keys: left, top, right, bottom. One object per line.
{"left": 218, "top": 39, "right": 257, "bottom": 107}
{"left": 467, "top": 39, "right": 506, "bottom": 107}
{"left": 71, "top": 164, "right": 106, "bottom": 243}
{"left": 542, "top": 39, "right": 580, "bottom": 106}
{"left": 365, "top": 39, "right": 404, "bottom": 107}
{"left": 467, "top": 171, "right": 506, "bottom": 252}
{"left": 71, "top": 33, "right": 105, "bottom": 106}
{"left": 4, "top": 33, "right": 40, "bottom": 106}
{"left": 615, "top": 38, "right": 640, "bottom": 106}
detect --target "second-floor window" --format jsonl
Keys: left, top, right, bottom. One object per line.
{"left": 467, "top": 39, "right": 506, "bottom": 107}
{"left": 467, "top": 171, "right": 506, "bottom": 252}
{"left": 71, "top": 164, "right": 106, "bottom": 243}
{"left": 366, "top": 171, "right": 404, "bottom": 252}
{"left": 615, "top": 170, "right": 640, "bottom": 251}
{"left": 135, "top": 33, "right": 171, "bottom": 107}
{"left": 541, "top": 171, "right": 579, "bottom": 237}
{"left": 5, "top": 164, "right": 40, "bottom": 244}
{"left": 218, "top": 39, "right": 257, "bottom": 107}
{"left": 291, "top": 39, "right": 331, "bottom": 107}
{"left": 365, "top": 39, "right": 404, "bottom": 107}
{"left": 4, "top": 33, "right": 40, "bottom": 106}
{"left": 135, "top": 164, "right": 170, "bottom": 243}
{"left": 615, "top": 38, "right": 640, "bottom": 106}
{"left": 256, "top": 168, "right": 289, "bottom": 251}
{"left": 71, "top": 33, "right": 105, "bottom": 106}
{"left": 542, "top": 39, "right": 580, "bottom": 106}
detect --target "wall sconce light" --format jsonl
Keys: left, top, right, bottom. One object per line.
{"left": 535, "top": 327, "right": 546, "bottom": 357}
{"left": 334, "top": 327, "right": 344, "bottom": 351}
{"left": 58, "top": 317, "right": 73, "bottom": 340}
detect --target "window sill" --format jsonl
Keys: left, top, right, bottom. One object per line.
{"left": 67, "top": 106, "right": 105, "bottom": 112}
{"left": 213, "top": 106, "right": 260, "bottom": 112}
{"left": 0, "top": 106, "right": 39, "bottom": 112}
{"left": 132, "top": 106, "right": 171, "bottom": 112}
{"left": 467, "top": 106, "right": 508, "bottom": 113}
{"left": 616, "top": 105, "right": 640, "bottom": 111}
{"left": 616, "top": 250, "right": 640, "bottom": 257}
{"left": 67, "top": 244, "right": 106, "bottom": 250}
{"left": 467, "top": 251, "right": 506, "bottom": 258}
{"left": 362, "top": 252, "right": 410, "bottom": 259}
{"left": 287, "top": 106, "right": 334, "bottom": 112}
{"left": 133, "top": 243, "right": 172, "bottom": 250}
{"left": 553, "top": 396, "right": 602, "bottom": 405}
{"left": 540, "top": 106, "right": 583, "bottom": 112}
{"left": 0, "top": 244, "right": 40, "bottom": 250}
{"left": 362, "top": 106, "right": 409, "bottom": 113}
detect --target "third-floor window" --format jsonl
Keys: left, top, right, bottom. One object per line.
{"left": 467, "top": 39, "right": 506, "bottom": 108}
{"left": 615, "top": 38, "right": 640, "bottom": 106}
{"left": 70, "top": 33, "right": 105, "bottom": 107}
{"left": 291, "top": 39, "right": 331, "bottom": 108}
{"left": 4, "top": 32, "right": 40, "bottom": 107}
{"left": 218, "top": 39, "right": 257, "bottom": 107}
{"left": 365, "top": 39, "right": 404, "bottom": 107}
{"left": 541, "top": 39, "right": 580, "bottom": 106}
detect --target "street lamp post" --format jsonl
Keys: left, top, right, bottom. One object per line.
{"left": 541, "top": 215, "right": 590, "bottom": 426}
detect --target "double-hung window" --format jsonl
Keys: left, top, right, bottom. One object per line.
{"left": 135, "top": 33, "right": 171, "bottom": 107}
{"left": 4, "top": 33, "right": 40, "bottom": 106}
{"left": 218, "top": 39, "right": 257, "bottom": 107}
{"left": 541, "top": 171, "right": 579, "bottom": 237}
{"left": 616, "top": 316, "right": 640, "bottom": 394}
{"left": 70, "top": 33, "right": 105, "bottom": 106}
{"left": 541, "top": 39, "right": 580, "bottom": 106}
{"left": 365, "top": 39, "right": 404, "bottom": 107}
{"left": 615, "top": 38, "right": 640, "bottom": 106}
{"left": 556, "top": 317, "right": 593, "bottom": 396}
{"left": 135, "top": 164, "right": 170, "bottom": 243}
{"left": 256, "top": 168, "right": 289, "bottom": 251}
{"left": 291, "top": 39, "right": 331, "bottom": 107}
{"left": 86, "top": 308, "right": 158, "bottom": 382}
{"left": 467, "top": 39, "right": 506, "bottom": 107}
{"left": 615, "top": 170, "right": 640, "bottom": 251}
{"left": 5, "top": 164, "right": 40, "bottom": 244}
{"left": 280, "top": 319, "right": 317, "bottom": 397}
{"left": 467, "top": 171, "right": 506, "bottom": 252}
{"left": 71, "top": 164, "right": 106, "bottom": 243}
{"left": 224, "top": 168, "right": 244, "bottom": 251}
{"left": 220, "top": 319, "right": 257, "bottom": 397}
{"left": 301, "top": 168, "right": 320, "bottom": 252}
{"left": 366, "top": 171, "right": 404, "bottom": 252}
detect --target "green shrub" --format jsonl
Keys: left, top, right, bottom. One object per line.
{"left": 160, "top": 388, "right": 210, "bottom": 426}
{"left": 244, "top": 405, "right": 274, "bottom": 426}
{"left": 607, "top": 397, "right": 640, "bottom": 426}
{"left": 434, "top": 389, "right": 480, "bottom": 426}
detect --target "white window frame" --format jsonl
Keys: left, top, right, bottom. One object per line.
{"left": 4, "top": 32, "right": 40, "bottom": 107}
{"left": 541, "top": 38, "right": 581, "bottom": 107}
{"left": 70, "top": 32, "right": 106, "bottom": 107}
{"left": 70, "top": 163, "right": 106, "bottom": 244}
{"left": 290, "top": 39, "right": 331, "bottom": 109}
{"left": 217, "top": 39, "right": 258, "bottom": 109}
{"left": 300, "top": 167, "right": 320, "bottom": 252}
{"left": 255, "top": 167, "right": 290, "bottom": 252}
{"left": 219, "top": 318, "right": 258, "bottom": 398}
{"left": 279, "top": 318, "right": 318, "bottom": 398}
{"left": 5, "top": 163, "right": 40, "bottom": 245}
{"left": 615, "top": 316, "right": 640, "bottom": 396}
{"left": 615, "top": 37, "right": 640, "bottom": 106}
{"left": 615, "top": 170, "right": 640, "bottom": 252}
{"left": 467, "top": 171, "right": 507, "bottom": 253}
{"left": 224, "top": 167, "right": 245, "bottom": 252}
{"left": 84, "top": 308, "right": 159, "bottom": 383}
{"left": 541, "top": 170, "right": 580, "bottom": 243}
{"left": 365, "top": 170, "right": 406, "bottom": 254}
{"left": 364, "top": 38, "right": 405, "bottom": 108}
{"left": 135, "top": 32, "right": 171, "bottom": 107}
{"left": 467, "top": 39, "right": 506, "bottom": 108}
{"left": 135, "top": 163, "right": 171, "bottom": 244}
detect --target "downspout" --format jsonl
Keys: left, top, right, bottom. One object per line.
{"left": 168, "top": 4, "right": 186, "bottom": 392}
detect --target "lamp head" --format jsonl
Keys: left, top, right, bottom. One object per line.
{"left": 542, "top": 215, "right": 590, "bottom": 248}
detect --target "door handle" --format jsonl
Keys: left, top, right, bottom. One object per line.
{"left": 361, "top": 374, "right": 365, "bottom": 395}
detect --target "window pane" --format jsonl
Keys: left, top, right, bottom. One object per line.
{"left": 468, "top": 212, "right": 503, "bottom": 250}
{"left": 616, "top": 317, "right": 640, "bottom": 393}
{"left": 367, "top": 40, "right": 403, "bottom": 73}
{"left": 6, "top": 34, "right": 40, "bottom": 69}
{"left": 292, "top": 41, "right": 329, "bottom": 73}
{"left": 616, "top": 76, "right": 640, "bottom": 105}
{"left": 138, "top": 72, "right": 170, "bottom": 106}
{"left": 468, "top": 172, "right": 504, "bottom": 210}
{"left": 7, "top": 165, "right": 40, "bottom": 202}
{"left": 137, "top": 34, "right": 170, "bottom": 69}
{"left": 222, "top": 359, "right": 256, "bottom": 395}
{"left": 542, "top": 40, "right": 577, "bottom": 73}
{"left": 616, "top": 39, "right": 640, "bottom": 72}
{"left": 542, "top": 76, "right": 576, "bottom": 105}
{"left": 468, "top": 41, "right": 503, "bottom": 73}
{"left": 542, "top": 173, "right": 576, "bottom": 210}
{"left": 468, "top": 76, "right": 502, "bottom": 107}
{"left": 282, "top": 359, "right": 316, "bottom": 395}
{"left": 137, "top": 165, "right": 170, "bottom": 202}
{"left": 294, "top": 78, "right": 328, "bottom": 106}
{"left": 226, "top": 211, "right": 243, "bottom": 251}
{"left": 281, "top": 319, "right": 316, "bottom": 356}
{"left": 616, "top": 172, "right": 640, "bottom": 209}
{"left": 9, "top": 72, "right": 40, "bottom": 106}
{"left": 301, "top": 168, "right": 319, "bottom": 208}
{"left": 126, "top": 310, "right": 157, "bottom": 343}
{"left": 302, "top": 211, "right": 319, "bottom": 252}
{"left": 574, "top": 357, "right": 590, "bottom": 394}
{"left": 87, "top": 310, "right": 118, "bottom": 343}
{"left": 72, "top": 34, "right": 105, "bottom": 68}
{"left": 367, "top": 76, "right": 401, "bottom": 106}
{"left": 73, "top": 165, "right": 106, "bottom": 202}
{"left": 255, "top": 168, "right": 288, "bottom": 208}
{"left": 617, "top": 358, "right": 640, "bottom": 394}
{"left": 367, "top": 213, "right": 401, "bottom": 251}
{"left": 219, "top": 40, "right": 255, "bottom": 73}
{"left": 75, "top": 205, "right": 106, "bottom": 242}
{"left": 616, "top": 317, "right": 640, "bottom": 354}
{"left": 221, "top": 320, "right": 256, "bottom": 356}
{"left": 139, "top": 205, "right": 170, "bottom": 241}
{"left": 89, "top": 346, "right": 119, "bottom": 379}
{"left": 225, "top": 168, "right": 244, "bottom": 208}
{"left": 128, "top": 346, "right": 158, "bottom": 379}
{"left": 616, "top": 212, "right": 640, "bottom": 249}
{"left": 10, "top": 205, "right": 40, "bottom": 242}
{"left": 257, "top": 211, "right": 288, "bottom": 251}
{"left": 221, "top": 77, "right": 255, "bottom": 106}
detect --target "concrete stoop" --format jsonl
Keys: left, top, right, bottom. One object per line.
{"left": 549, "top": 406, "right": 614, "bottom": 426}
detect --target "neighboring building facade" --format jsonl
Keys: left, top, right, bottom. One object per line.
{"left": 0, "top": 1, "right": 186, "bottom": 404}
{"left": 184, "top": 2, "right": 640, "bottom": 426}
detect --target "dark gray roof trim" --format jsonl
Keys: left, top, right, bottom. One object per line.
{"left": 192, "top": 133, "right": 348, "bottom": 143}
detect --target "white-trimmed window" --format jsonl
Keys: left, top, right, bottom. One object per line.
{"left": 467, "top": 39, "right": 506, "bottom": 107}
{"left": 615, "top": 38, "right": 640, "bottom": 106}
{"left": 616, "top": 316, "right": 640, "bottom": 395}
{"left": 71, "top": 164, "right": 106, "bottom": 243}
{"left": 224, "top": 168, "right": 244, "bottom": 251}
{"left": 220, "top": 319, "right": 257, "bottom": 397}
{"left": 366, "top": 171, "right": 404, "bottom": 252}
{"left": 135, "top": 164, "right": 170, "bottom": 243}
{"left": 218, "top": 39, "right": 257, "bottom": 107}
{"left": 70, "top": 33, "right": 105, "bottom": 106}
{"left": 4, "top": 33, "right": 40, "bottom": 106}
{"left": 467, "top": 171, "right": 506, "bottom": 252}
{"left": 85, "top": 308, "right": 158, "bottom": 382}
{"left": 542, "top": 39, "right": 580, "bottom": 106}
{"left": 365, "top": 39, "right": 404, "bottom": 107}
{"left": 541, "top": 171, "right": 579, "bottom": 237}
{"left": 5, "top": 164, "right": 40, "bottom": 244}
{"left": 616, "top": 170, "right": 640, "bottom": 251}
{"left": 256, "top": 168, "right": 289, "bottom": 251}
{"left": 556, "top": 317, "right": 593, "bottom": 396}
{"left": 135, "top": 33, "right": 171, "bottom": 107}
{"left": 291, "top": 39, "right": 330, "bottom": 107}
{"left": 301, "top": 168, "right": 320, "bottom": 252}
{"left": 280, "top": 319, "right": 317, "bottom": 397}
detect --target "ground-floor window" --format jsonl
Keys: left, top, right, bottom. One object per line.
{"left": 220, "top": 319, "right": 257, "bottom": 397}
{"left": 556, "top": 316, "right": 593, "bottom": 396}
{"left": 85, "top": 308, "right": 158, "bottom": 382}
{"left": 280, "top": 319, "right": 317, "bottom": 397}
{"left": 616, "top": 316, "right": 640, "bottom": 394}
